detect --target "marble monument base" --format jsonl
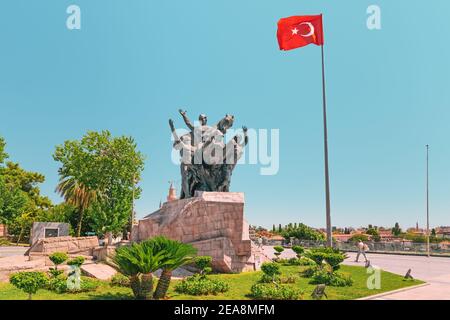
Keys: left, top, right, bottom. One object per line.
{"left": 132, "top": 191, "right": 269, "bottom": 273}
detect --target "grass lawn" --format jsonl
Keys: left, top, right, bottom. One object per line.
{"left": 0, "top": 265, "right": 423, "bottom": 300}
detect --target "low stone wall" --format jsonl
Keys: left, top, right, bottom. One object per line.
{"left": 133, "top": 191, "right": 270, "bottom": 273}
{"left": 28, "top": 236, "right": 99, "bottom": 256}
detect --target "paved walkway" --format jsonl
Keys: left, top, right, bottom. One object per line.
{"left": 345, "top": 252, "right": 450, "bottom": 300}
{"left": 0, "top": 246, "right": 28, "bottom": 258}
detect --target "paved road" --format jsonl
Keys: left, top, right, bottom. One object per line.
{"left": 0, "top": 246, "right": 28, "bottom": 258}
{"left": 262, "top": 246, "right": 450, "bottom": 299}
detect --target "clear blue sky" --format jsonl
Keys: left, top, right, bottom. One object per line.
{"left": 1, "top": 1, "right": 449, "bottom": 230}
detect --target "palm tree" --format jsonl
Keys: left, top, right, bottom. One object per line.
{"left": 151, "top": 236, "right": 197, "bottom": 299}
{"left": 111, "top": 240, "right": 165, "bottom": 299}
{"left": 56, "top": 174, "right": 99, "bottom": 237}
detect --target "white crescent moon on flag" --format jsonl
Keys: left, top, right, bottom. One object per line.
{"left": 298, "top": 22, "right": 315, "bottom": 37}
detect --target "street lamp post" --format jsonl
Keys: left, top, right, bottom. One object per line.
{"left": 426, "top": 145, "right": 430, "bottom": 258}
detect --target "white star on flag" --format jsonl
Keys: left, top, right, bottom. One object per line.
{"left": 291, "top": 28, "right": 299, "bottom": 35}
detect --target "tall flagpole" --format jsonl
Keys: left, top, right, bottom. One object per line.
{"left": 321, "top": 43, "right": 332, "bottom": 247}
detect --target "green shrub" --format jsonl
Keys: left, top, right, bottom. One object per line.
{"left": 304, "top": 248, "right": 346, "bottom": 271}
{"left": 261, "top": 262, "right": 281, "bottom": 277}
{"left": 194, "top": 256, "right": 212, "bottom": 276}
{"left": 175, "top": 275, "right": 229, "bottom": 296}
{"left": 280, "top": 275, "right": 297, "bottom": 284}
{"left": 322, "top": 252, "right": 345, "bottom": 271}
{"left": 287, "top": 258, "right": 301, "bottom": 265}
{"left": 48, "top": 275, "right": 100, "bottom": 293}
{"left": 49, "top": 252, "right": 68, "bottom": 269}
{"left": 110, "top": 273, "right": 130, "bottom": 287}
{"left": 48, "top": 269, "right": 64, "bottom": 278}
{"left": 9, "top": 271, "right": 48, "bottom": 300}
{"left": 276, "top": 258, "right": 289, "bottom": 265}
{"left": 67, "top": 256, "right": 85, "bottom": 267}
{"left": 259, "top": 273, "right": 280, "bottom": 284}
{"left": 47, "top": 276, "right": 68, "bottom": 293}
{"left": 298, "top": 257, "right": 316, "bottom": 266}
{"left": 273, "top": 246, "right": 284, "bottom": 253}
{"left": 304, "top": 251, "right": 328, "bottom": 266}
{"left": 250, "top": 283, "right": 302, "bottom": 300}
{"left": 273, "top": 246, "right": 284, "bottom": 260}
{"left": 292, "top": 245, "right": 304, "bottom": 258}
{"left": 310, "top": 269, "right": 353, "bottom": 287}
{"left": 301, "top": 266, "right": 318, "bottom": 278}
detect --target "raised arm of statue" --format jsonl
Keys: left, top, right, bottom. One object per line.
{"left": 241, "top": 126, "right": 249, "bottom": 147}
{"left": 179, "top": 109, "right": 195, "bottom": 131}
{"left": 169, "top": 119, "right": 181, "bottom": 142}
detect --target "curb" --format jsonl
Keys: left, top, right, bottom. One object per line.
{"left": 356, "top": 283, "right": 430, "bottom": 300}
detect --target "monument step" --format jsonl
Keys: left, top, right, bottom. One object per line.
{"left": 81, "top": 262, "right": 117, "bottom": 281}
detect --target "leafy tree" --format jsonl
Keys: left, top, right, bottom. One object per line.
{"left": 150, "top": 236, "right": 197, "bottom": 299}
{"left": 431, "top": 228, "right": 436, "bottom": 237}
{"left": 366, "top": 228, "right": 380, "bottom": 241}
{"left": 280, "top": 223, "right": 325, "bottom": 241}
{"left": 0, "top": 137, "right": 52, "bottom": 241}
{"left": 392, "top": 222, "right": 402, "bottom": 236}
{"left": 0, "top": 177, "right": 28, "bottom": 225}
{"left": 0, "top": 137, "right": 8, "bottom": 165}
{"left": 56, "top": 175, "right": 99, "bottom": 237}
{"left": 53, "top": 131, "right": 145, "bottom": 237}
{"left": 348, "top": 234, "right": 369, "bottom": 243}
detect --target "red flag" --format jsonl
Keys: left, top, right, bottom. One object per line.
{"left": 277, "top": 15, "right": 324, "bottom": 51}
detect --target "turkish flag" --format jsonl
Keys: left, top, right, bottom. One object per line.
{"left": 277, "top": 15, "right": 324, "bottom": 51}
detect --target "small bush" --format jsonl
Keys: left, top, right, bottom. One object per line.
{"left": 259, "top": 273, "right": 280, "bottom": 284}
{"left": 48, "top": 269, "right": 64, "bottom": 278}
{"left": 301, "top": 266, "right": 317, "bottom": 278}
{"left": 273, "top": 246, "right": 284, "bottom": 260}
{"left": 261, "top": 262, "right": 281, "bottom": 277}
{"left": 250, "top": 283, "right": 302, "bottom": 300}
{"left": 67, "top": 256, "right": 85, "bottom": 267}
{"left": 9, "top": 271, "right": 48, "bottom": 299}
{"left": 280, "top": 275, "right": 297, "bottom": 284}
{"left": 287, "top": 258, "right": 301, "bottom": 265}
{"left": 194, "top": 256, "right": 213, "bottom": 276}
{"left": 292, "top": 245, "right": 304, "bottom": 258}
{"left": 49, "top": 252, "right": 68, "bottom": 269}
{"left": 299, "top": 257, "right": 316, "bottom": 266}
{"left": 304, "top": 251, "right": 328, "bottom": 266}
{"left": 304, "top": 248, "right": 346, "bottom": 271}
{"left": 310, "top": 269, "right": 353, "bottom": 287}
{"left": 273, "top": 246, "right": 284, "bottom": 253}
{"left": 175, "top": 275, "right": 229, "bottom": 296}
{"left": 48, "top": 275, "right": 100, "bottom": 293}
{"left": 110, "top": 273, "right": 130, "bottom": 287}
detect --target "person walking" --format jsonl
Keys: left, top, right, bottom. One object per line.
{"left": 355, "top": 240, "right": 368, "bottom": 262}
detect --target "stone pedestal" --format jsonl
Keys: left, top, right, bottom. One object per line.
{"left": 132, "top": 191, "right": 269, "bottom": 273}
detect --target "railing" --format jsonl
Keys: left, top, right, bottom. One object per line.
{"left": 270, "top": 239, "right": 450, "bottom": 257}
